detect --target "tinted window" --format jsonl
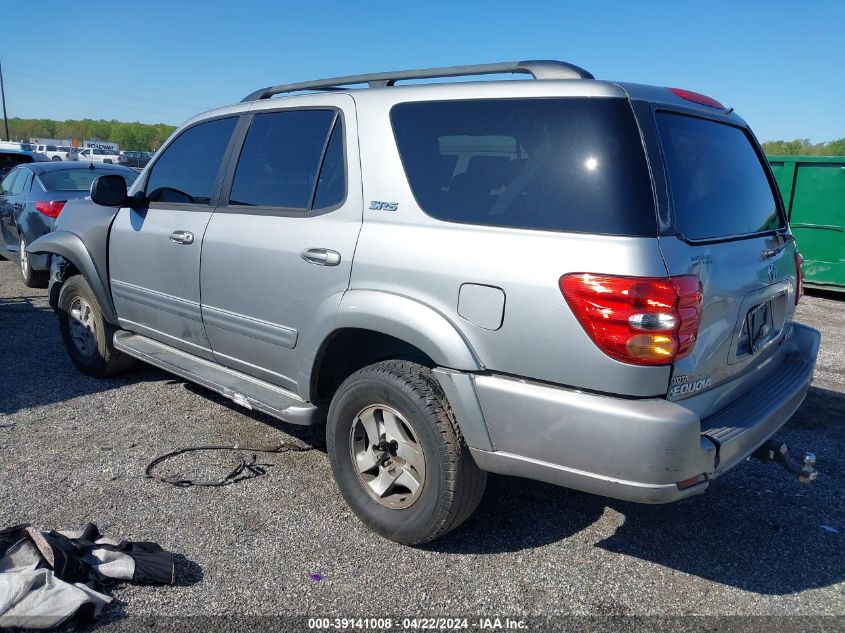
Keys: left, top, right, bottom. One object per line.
{"left": 657, "top": 112, "right": 782, "bottom": 240}
{"left": 390, "top": 98, "right": 656, "bottom": 235}
{"left": 312, "top": 119, "right": 345, "bottom": 210}
{"left": 0, "top": 153, "right": 34, "bottom": 171}
{"left": 229, "top": 110, "right": 336, "bottom": 209}
{"left": 10, "top": 170, "right": 31, "bottom": 195}
{"left": 146, "top": 117, "right": 237, "bottom": 204}
{"left": 41, "top": 168, "right": 137, "bottom": 191}
{"left": 0, "top": 170, "right": 19, "bottom": 193}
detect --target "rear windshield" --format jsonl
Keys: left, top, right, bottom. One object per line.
{"left": 656, "top": 112, "right": 783, "bottom": 240}
{"left": 0, "top": 153, "right": 34, "bottom": 170}
{"left": 390, "top": 98, "right": 657, "bottom": 236}
{"left": 41, "top": 168, "right": 137, "bottom": 191}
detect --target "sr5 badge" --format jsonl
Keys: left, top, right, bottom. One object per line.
{"left": 369, "top": 200, "right": 398, "bottom": 211}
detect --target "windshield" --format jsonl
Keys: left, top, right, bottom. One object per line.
{"left": 40, "top": 168, "right": 138, "bottom": 191}
{"left": 657, "top": 112, "right": 783, "bottom": 240}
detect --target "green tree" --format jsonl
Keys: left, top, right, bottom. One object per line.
{"left": 7, "top": 117, "right": 176, "bottom": 151}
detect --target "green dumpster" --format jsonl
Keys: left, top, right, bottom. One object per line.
{"left": 769, "top": 155, "right": 845, "bottom": 290}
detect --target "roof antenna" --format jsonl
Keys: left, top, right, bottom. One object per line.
{"left": 88, "top": 161, "right": 94, "bottom": 170}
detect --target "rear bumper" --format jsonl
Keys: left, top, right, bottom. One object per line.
{"left": 455, "top": 323, "right": 820, "bottom": 504}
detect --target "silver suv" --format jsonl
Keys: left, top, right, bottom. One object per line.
{"left": 29, "top": 61, "right": 820, "bottom": 544}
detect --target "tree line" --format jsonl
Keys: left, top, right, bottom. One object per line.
{"left": 5, "top": 118, "right": 177, "bottom": 152}
{"left": 760, "top": 138, "right": 845, "bottom": 156}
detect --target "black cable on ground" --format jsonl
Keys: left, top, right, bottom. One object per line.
{"left": 144, "top": 442, "right": 312, "bottom": 488}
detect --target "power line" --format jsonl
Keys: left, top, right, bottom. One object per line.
{"left": 5, "top": 68, "right": 205, "bottom": 112}
{"left": 4, "top": 76, "right": 188, "bottom": 121}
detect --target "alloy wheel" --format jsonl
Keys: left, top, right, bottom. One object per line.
{"left": 19, "top": 237, "right": 29, "bottom": 279}
{"left": 68, "top": 296, "right": 98, "bottom": 358}
{"left": 349, "top": 404, "right": 427, "bottom": 509}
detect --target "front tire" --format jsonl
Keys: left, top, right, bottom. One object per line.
{"left": 57, "top": 275, "right": 135, "bottom": 377}
{"left": 51, "top": 156, "right": 62, "bottom": 162}
{"left": 19, "top": 235, "right": 48, "bottom": 288}
{"left": 327, "top": 360, "right": 486, "bottom": 544}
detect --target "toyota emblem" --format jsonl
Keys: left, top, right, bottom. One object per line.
{"left": 767, "top": 263, "right": 777, "bottom": 282}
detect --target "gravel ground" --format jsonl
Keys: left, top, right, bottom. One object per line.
{"left": 0, "top": 258, "right": 843, "bottom": 627}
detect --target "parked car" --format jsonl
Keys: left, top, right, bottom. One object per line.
{"left": 34, "top": 144, "right": 79, "bottom": 161}
{"left": 29, "top": 60, "right": 819, "bottom": 544}
{"left": 120, "top": 151, "right": 153, "bottom": 168}
{"left": 0, "top": 162, "right": 137, "bottom": 286}
{"left": 78, "top": 147, "right": 126, "bottom": 165}
{"left": 769, "top": 155, "right": 845, "bottom": 291}
{"left": 0, "top": 149, "right": 50, "bottom": 179}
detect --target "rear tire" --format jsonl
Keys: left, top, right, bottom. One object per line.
{"left": 51, "top": 156, "right": 62, "bottom": 162}
{"left": 57, "top": 275, "right": 135, "bottom": 377}
{"left": 327, "top": 360, "right": 486, "bottom": 545}
{"left": 19, "top": 236, "right": 48, "bottom": 288}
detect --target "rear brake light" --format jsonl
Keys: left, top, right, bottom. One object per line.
{"left": 560, "top": 273, "right": 703, "bottom": 366}
{"left": 35, "top": 200, "right": 66, "bottom": 218}
{"left": 670, "top": 87, "right": 725, "bottom": 110}
{"left": 794, "top": 251, "right": 804, "bottom": 305}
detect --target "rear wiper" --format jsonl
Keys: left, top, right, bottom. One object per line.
{"left": 762, "top": 232, "right": 794, "bottom": 258}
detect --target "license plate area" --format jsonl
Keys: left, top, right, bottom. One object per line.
{"left": 736, "top": 293, "right": 787, "bottom": 358}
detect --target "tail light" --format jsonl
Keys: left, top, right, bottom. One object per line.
{"left": 560, "top": 273, "right": 703, "bottom": 366}
{"left": 794, "top": 251, "right": 804, "bottom": 305}
{"left": 35, "top": 200, "right": 66, "bottom": 218}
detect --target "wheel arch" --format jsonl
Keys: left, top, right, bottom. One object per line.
{"left": 300, "top": 289, "right": 483, "bottom": 403}
{"left": 27, "top": 230, "right": 118, "bottom": 323}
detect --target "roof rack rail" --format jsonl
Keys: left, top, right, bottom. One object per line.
{"left": 241, "top": 59, "right": 594, "bottom": 102}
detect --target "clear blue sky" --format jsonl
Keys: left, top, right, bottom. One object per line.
{"left": 3, "top": 0, "right": 843, "bottom": 142}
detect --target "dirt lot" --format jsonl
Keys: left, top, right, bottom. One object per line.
{"left": 1, "top": 258, "right": 843, "bottom": 628}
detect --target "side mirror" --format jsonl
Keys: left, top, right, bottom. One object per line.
{"left": 90, "top": 174, "right": 127, "bottom": 207}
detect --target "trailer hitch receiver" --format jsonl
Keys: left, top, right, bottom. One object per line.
{"left": 752, "top": 439, "right": 818, "bottom": 484}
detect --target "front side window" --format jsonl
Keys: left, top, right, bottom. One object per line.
{"left": 146, "top": 117, "right": 238, "bottom": 204}
{"left": 228, "top": 110, "right": 342, "bottom": 210}
{"left": 390, "top": 98, "right": 656, "bottom": 235}
{"left": 656, "top": 112, "right": 783, "bottom": 240}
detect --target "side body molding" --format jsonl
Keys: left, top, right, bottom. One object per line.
{"left": 27, "top": 230, "right": 118, "bottom": 324}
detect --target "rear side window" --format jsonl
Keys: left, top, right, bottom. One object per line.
{"left": 1, "top": 170, "right": 19, "bottom": 193}
{"left": 228, "top": 109, "right": 342, "bottom": 210}
{"left": 656, "top": 112, "right": 783, "bottom": 240}
{"left": 312, "top": 119, "right": 345, "bottom": 210}
{"left": 390, "top": 98, "right": 656, "bottom": 235}
{"left": 146, "top": 117, "right": 238, "bottom": 205}
{"left": 10, "top": 170, "right": 31, "bottom": 195}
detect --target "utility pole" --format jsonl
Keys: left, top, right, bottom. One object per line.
{"left": 0, "top": 62, "right": 9, "bottom": 141}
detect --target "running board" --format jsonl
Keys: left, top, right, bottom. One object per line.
{"left": 113, "top": 331, "right": 319, "bottom": 426}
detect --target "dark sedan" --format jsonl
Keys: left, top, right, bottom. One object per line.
{"left": 0, "top": 162, "right": 137, "bottom": 287}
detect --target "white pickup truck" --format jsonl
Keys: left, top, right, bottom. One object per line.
{"left": 34, "top": 144, "right": 79, "bottom": 161}
{"left": 78, "top": 148, "right": 125, "bottom": 164}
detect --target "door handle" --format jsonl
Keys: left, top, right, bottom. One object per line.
{"left": 301, "top": 248, "right": 341, "bottom": 266}
{"left": 169, "top": 230, "right": 194, "bottom": 245}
